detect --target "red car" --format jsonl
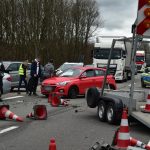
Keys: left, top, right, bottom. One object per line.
{"left": 41, "top": 67, "right": 117, "bottom": 98}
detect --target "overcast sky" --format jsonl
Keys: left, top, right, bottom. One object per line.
{"left": 95, "top": 0, "right": 139, "bottom": 38}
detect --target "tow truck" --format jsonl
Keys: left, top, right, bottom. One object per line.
{"left": 85, "top": 25, "right": 150, "bottom": 128}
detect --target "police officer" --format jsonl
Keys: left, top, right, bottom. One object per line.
{"left": 18, "top": 60, "right": 28, "bottom": 94}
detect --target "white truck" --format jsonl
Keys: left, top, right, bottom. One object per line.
{"left": 92, "top": 36, "right": 132, "bottom": 81}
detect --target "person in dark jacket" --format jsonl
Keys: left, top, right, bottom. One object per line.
{"left": 28, "top": 58, "right": 41, "bottom": 96}
{"left": 0, "top": 62, "right": 5, "bottom": 102}
{"left": 18, "top": 60, "right": 28, "bottom": 94}
{"left": 43, "top": 59, "right": 54, "bottom": 79}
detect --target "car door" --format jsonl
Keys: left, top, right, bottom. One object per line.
{"left": 7, "top": 63, "right": 21, "bottom": 88}
{"left": 94, "top": 69, "right": 105, "bottom": 88}
{"left": 79, "top": 69, "right": 95, "bottom": 94}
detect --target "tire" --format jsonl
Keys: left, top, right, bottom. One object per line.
{"left": 106, "top": 102, "right": 118, "bottom": 124}
{"left": 86, "top": 87, "right": 100, "bottom": 108}
{"left": 68, "top": 86, "right": 78, "bottom": 99}
{"left": 97, "top": 100, "right": 106, "bottom": 122}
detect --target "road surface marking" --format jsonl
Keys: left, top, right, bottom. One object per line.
{"left": 0, "top": 126, "right": 19, "bottom": 134}
{"left": 3, "top": 96, "right": 24, "bottom": 100}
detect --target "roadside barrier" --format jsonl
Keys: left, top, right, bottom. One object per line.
{"left": 0, "top": 105, "right": 23, "bottom": 122}
{"left": 26, "top": 105, "right": 47, "bottom": 120}
{"left": 49, "top": 138, "right": 56, "bottom": 150}
{"left": 142, "top": 91, "right": 150, "bottom": 113}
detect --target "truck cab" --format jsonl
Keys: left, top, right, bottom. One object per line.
{"left": 92, "top": 37, "right": 132, "bottom": 81}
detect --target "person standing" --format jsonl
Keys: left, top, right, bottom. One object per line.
{"left": 43, "top": 59, "right": 54, "bottom": 80}
{"left": 18, "top": 60, "right": 28, "bottom": 94}
{"left": 0, "top": 62, "right": 5, "bottom": 102}
{"left": 28, "top": 58, "right": 41, "bottom": 96}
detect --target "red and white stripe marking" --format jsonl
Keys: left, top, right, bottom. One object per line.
{"left": 136, "top": 0, "right": 150, "bottom": 35}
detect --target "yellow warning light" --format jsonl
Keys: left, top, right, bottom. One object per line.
{"left": 146, "top": 0, "right": 150, "bottom": 5}
{"left": 144, "top": 8, "right": 150, "bottom": 17}
{"left": 144, "top": 20, "right": 150, "bottom": 28}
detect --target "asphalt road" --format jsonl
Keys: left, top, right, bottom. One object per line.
{"left": 0, "top": 73, "right": 149, "bottom": 150}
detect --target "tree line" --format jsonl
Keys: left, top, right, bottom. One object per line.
{"left": 0, "top": 0, "right": 102, "bottom": 66}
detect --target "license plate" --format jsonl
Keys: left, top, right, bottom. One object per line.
{"left": 44, "top": 86, "right": 52, "bottom": 91}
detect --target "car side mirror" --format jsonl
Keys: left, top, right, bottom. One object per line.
{"left": 80, "top": 74, "right": 87, "bottom": 79}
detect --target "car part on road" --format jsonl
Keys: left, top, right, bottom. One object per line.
{"left": 86, "top": 87, "right": 100, "bottom": 108}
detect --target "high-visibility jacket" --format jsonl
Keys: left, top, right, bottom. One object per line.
{"left": 19, "top": 64, "right": 25, "bottom": 75}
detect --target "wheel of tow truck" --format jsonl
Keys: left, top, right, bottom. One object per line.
{"left": 97, "top": 100, "right": 106, "bottom": 122}
{"left": 68, "top": 86, "right": 78, "bottom": 99}
{"left": 86, "top": 87, "right": 100, "bottom": 108}
{"left": 106, "top": 102, "right": 117, "bottom": 124}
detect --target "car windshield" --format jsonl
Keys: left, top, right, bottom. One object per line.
{"left": 93, "top": 48, "right": 122, "bottom": 59}
{"left": 59, "top": 68, "right": 82, "bottom": 77}
{"left": 58, "top": 63, "right": 83, "bottom": 71}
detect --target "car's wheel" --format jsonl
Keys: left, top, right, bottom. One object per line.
{"left": 68, "top": 86, "right": 78, "bottom": 99}
{"left": 106, "top": 102, "right": 118, "bottom": 124}
{"left": 97, "top": 100, "right": 106, "bottom": 122}
{"left": 141, "top": 79, "right": 146, "bottom": 88}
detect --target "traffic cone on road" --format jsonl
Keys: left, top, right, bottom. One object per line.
{"left": 49, "top": 138, "right": 56, "bottom": 150}
{"left": 26, "top": 112, "right": 34, "bottom": 118}
{"left": 116, "top": 108, "right": 130, "bottom": 149}
{"left": 0, "top": 105, "right": 23, "bottom": 122}
{"left": 111, "top": 128, "right": 119, "bottom": 146}
{"left": 60, "top": 99, "right": 68, "bottom": 106}
{"left": 33, "top": 105, "right": 47, "bottom": 120}
{"left": 130, "top": 137, "right": 146, "bottom": 149}
{"left": 26, "top": 105, "right": 47, "bottom": 120}
{"left": 142, "top": 91, "right": 150, "bottom": 113}
{"left": 51, "top": 92, "right": 61, "bottom": 107}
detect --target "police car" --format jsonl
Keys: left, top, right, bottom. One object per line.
{"left": 141, "top": 66, "right": 150, "bottom": 88}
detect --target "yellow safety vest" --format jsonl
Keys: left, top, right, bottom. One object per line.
{"left": 19, "top": 64, "right": 24, "bottom": 75}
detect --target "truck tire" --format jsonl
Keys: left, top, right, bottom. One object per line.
{"left": 97, "top": 100, "right": 106, "bottom": 121}
{"left": 106, "top": 102, "right": 119, "bottom": 124}
{"left": 86, "top": 87, "right": 100, "bottom": 108}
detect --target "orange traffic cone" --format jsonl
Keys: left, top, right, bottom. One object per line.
{"left": 26, "top": 112, "right": 34, "bottom": 118}
{"left": 49, "top": 138, "right": 56, "bottom": 150}
{"left": 26, "top": 105, "right": 47, "bottom": 120}
{"left": 116, "top": 108, "right": 130, "bottom": 149}
{"left": 51, "top": 92, "right": 61, "bottom": 107}
{"left": 142, "top": 91, "right": 150, "bottom": 113}
{"left": 130, "top": 137, "right": 146, "bottom": 149}
{"left": 60, "top": 99, "right": 68, "bottom": 106}
{"left": 33, "top": 105, "right": 47, "bottom": 120}
{"left": 0, "top": 105, "right": 23, "bottom": 122}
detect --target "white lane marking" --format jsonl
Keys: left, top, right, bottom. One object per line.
{"left": 3, "top": 96, "right": 24, "bottom": 100}
{"left": 0, "top": 126, "right": 19, "bottom": 134}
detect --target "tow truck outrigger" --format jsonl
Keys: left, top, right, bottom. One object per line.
{"left": 86, "top": 24, "right": 150, "bottom": 128}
